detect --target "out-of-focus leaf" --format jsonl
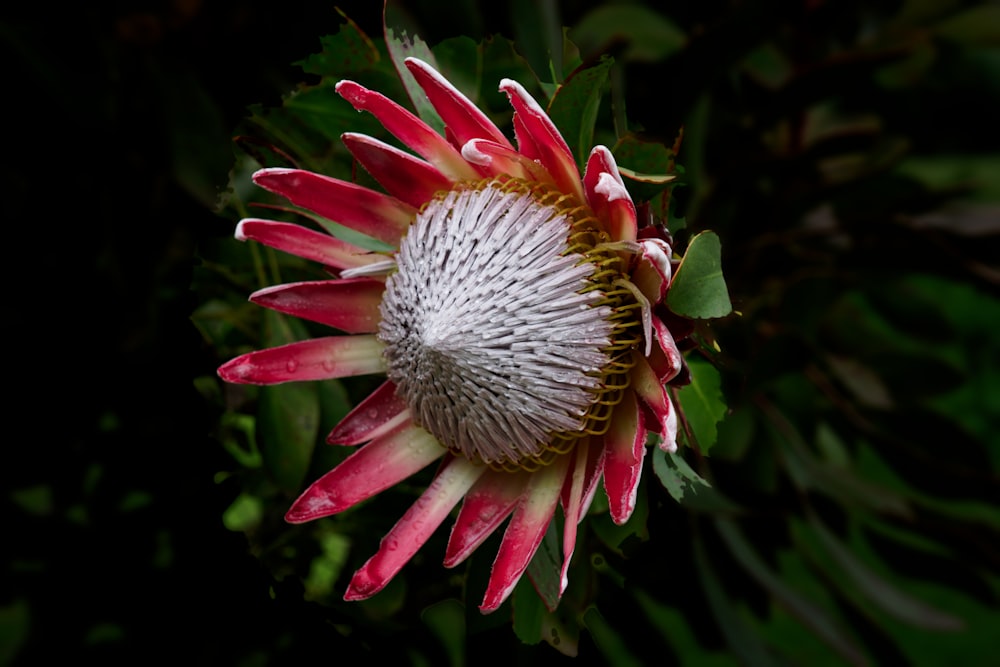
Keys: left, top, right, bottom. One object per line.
{"left": 802, "top": 516, "right": 964, "bottom": 631}
{"left": 422, "top": 599, "right": 466, "bottom": 667}
{"left": 583, "top": 607, "right": 644, "bottom": 667}
{"left": 933, "top": 5, "right": 1000, "bottom": 46}
{"left": 512, "top": 578, "right": 544, "bottom": 646}
{"left": 667, "top": 231, "right": 733, "bottom": 319}
{"left": 257, "top": 311, "right": 320, "bottom": 492}
{"left": 694, "top": 536, "right": 777, "bottom": 667}
{"left": 222, "top": 493, "right": 263, "bottom": 533}
{"left": 570, "top": 5, "right": 686, "bottom": 62}
{"left": 632, "top": 588, "right": 739, "bottom": 666}
{"left": 547, "top": 56, "right": 614, "bottom": 167}
{"left": 715, "top": 519, "right": 868, "bottom": 665}
{"left": 677, "top": 356, "right": 727, "bottom": 453}
{"left": 0, "top": 598, "right": 30, "bottom": 665}
{"left": 304, "top": 529, "right": 351, "bottom": 603}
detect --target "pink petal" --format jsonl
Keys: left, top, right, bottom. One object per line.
{"left": 498, "top": 78, "right": 585, "bottom": 203}
{"left": 217, "top": 335, "right": 385, "bottom": 385}
{"left": 602, "top": 390, "right": 646, "bottom": 525}
{"left": 341, "top": 132, "right": 452, "bottom": 209}
{"left": 583, "top": 147, "right": 637, "bottom": 243}
{"left": 444, "top": 469, "right": 528, "bottom": 568}
{"left": 460, "top": 139, "right": 552, "bottom": 182}
{"left": 344, "top": 456, "right": 486, "bottom": 601}
{"left": 249, "top": 278, "right": 384, "bottom": 334}
{"left": 630, "top": 238, "right": 673, "bottom": 304}
{"left": 252, "top": 168, "right": 413, "bottom": 246}
{"left": 630, "top": 350, "right": 672, "bottom": 433}
{"left": 660, "top": 396, "right": 679, "bottom": 454}
{"left": 336, "top": 79, "right": 479, "bottom": 182}
{"left": 285, "top": 420, "right": 446, "bottom": 522}
{"left": 235, "top": 219, "right": 380, "bottom": 270}
{"left": 480, "top": 454, "right": 572, "bottom": 613}
{"left": 327, "top": 380, "right": 410, "bottom": 446}
{"left": 649, "top": 316, "right": 683, "bottom": 383}
{"left": 404, "top": 57, "right": 513, "bottom": 150}
{"left": 558, "top": 444, "right": 592, "bottom": 594}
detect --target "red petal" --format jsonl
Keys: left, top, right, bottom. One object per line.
{"left": 344, "top": 456, "right": 485, "bottom": 601}
{"left": 498, "top": 79, "right": 585, "bottom": 202}
{"left": 444, "top": 469, "right": 528, "bottom": 567}
{"left": 649, "top": 316, "right": 683, "bottom": 383}
{"left": 583, "top": 147, "right": 637, "bottom": 242}
{"left": 460, "top": 139, "right": 552, "bottom": 182}
{"left": 235, "top": 219, "right": 380, "bottom": 269}
{"left": 336, "top": 79, "right": 479, "bottom": 182}
{"left": 630, "top": 238, "right": 672, "bottom": 304}
{"left": 557, "top": 444, "right": 593, "bottom": 594}
{"left": 631, "top": 350, "right": 671, "bottom": 432}
{"left": 602, "top": 390, "right": 646, "bottom": 525}
{"left": 404, "top": 57, "right": 513, "bottom": 150}
{"left": 217, "top": 335, "right": 385, "bottom": 385}
{"left": 249, "top": 278, "right": 384, "bottom": 334}
{"left": 285, "top": 420, "right": 445, "bottom": 523}
{"left": 480, "top": 454, "right": 571, "bottom": 613}
{"left": 252, "top": 168, "right": 412, "bottom": 246}
{"left": 327, "top": 380, "right": 409, "bottom": 446}
{"left": 341, "top": 132, "right": 452, "bottom": 208}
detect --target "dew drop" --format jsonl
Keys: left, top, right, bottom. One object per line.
{"left": 285, "top": 359, "right": 298, "bottom": 373}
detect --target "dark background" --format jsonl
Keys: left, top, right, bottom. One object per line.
{"left": 4, "top": 0, "right": 997, "bottom": 664}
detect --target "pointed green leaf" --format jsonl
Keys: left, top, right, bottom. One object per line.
{"left": 547, "top": 56, "right": 614, "bottom": 166}
{"left": 667, "top": 231, "right": 732, "bottom": 318}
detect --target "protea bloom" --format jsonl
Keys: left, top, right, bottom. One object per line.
{"left": 219, "top": 57, "right": 683, "bottom": 612}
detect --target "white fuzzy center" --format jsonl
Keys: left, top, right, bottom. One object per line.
{"left": 378, "top": 183, "right": 613, "bottom": 466}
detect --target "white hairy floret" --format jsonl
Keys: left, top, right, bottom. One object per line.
{"left": 378, "top": 183, "right": 614, "bottom": 465}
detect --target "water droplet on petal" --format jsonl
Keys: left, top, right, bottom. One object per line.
{"left": 286, "top": 359, "right": 298, "bottom": 373}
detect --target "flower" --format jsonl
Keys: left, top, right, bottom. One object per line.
{"left": 218, "top": 57, "right": 683, "bottom": 613}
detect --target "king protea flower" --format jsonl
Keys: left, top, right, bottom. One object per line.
{"left": 218, "top": 57, "right": 683, "bottom": 613}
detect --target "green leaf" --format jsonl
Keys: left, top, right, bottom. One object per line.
{"left": 803, "top": 516, "right": 964, "bottom": 631}
{"left": 694, "top": 536, "right": 777, "bottom": 667}
{"left": 570, "top": 5, "right": 686, "bottom": 62}
{"left": 677, "top": 357, "right": 727, "bottom": 453}
{"left": 714, "top": 519, "right": 868, "bottom": 665}
{"left": 222, "top": 493, "right": 263, "bottom": 532}
{"left": 525, "top": 518, "right": 563, "bottom": 611}
{"left": 546, "top": 56, "right": 614, "bottom": 167}
{"left": 651, "top": 447, "right": 710, "bottom": 502}
{"left": 667, "top": 231, "right": 732, "bottom": 318}
{"left": 512, "top": 578, "right": 544, "bottom": 645}
{"left": 296, "top": 16, "right": 380, "bottom": 79}
{"left": 612, "top": 134, "right": 679, "bottom": 203}
{"left": 421, "top": 599, "right": 466, "bottom": 667}
{"left": 256, "top": 311, "right": 320, "bottom": 492}
{"left": 384, "top": 0, "right": 444, "bottom": 133}
{"left": 583, "top": 607, "right": 644, "bottom": 667}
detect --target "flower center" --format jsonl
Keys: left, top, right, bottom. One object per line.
{"left": 378, "top": 179, "right": 641, "bottom": 470}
